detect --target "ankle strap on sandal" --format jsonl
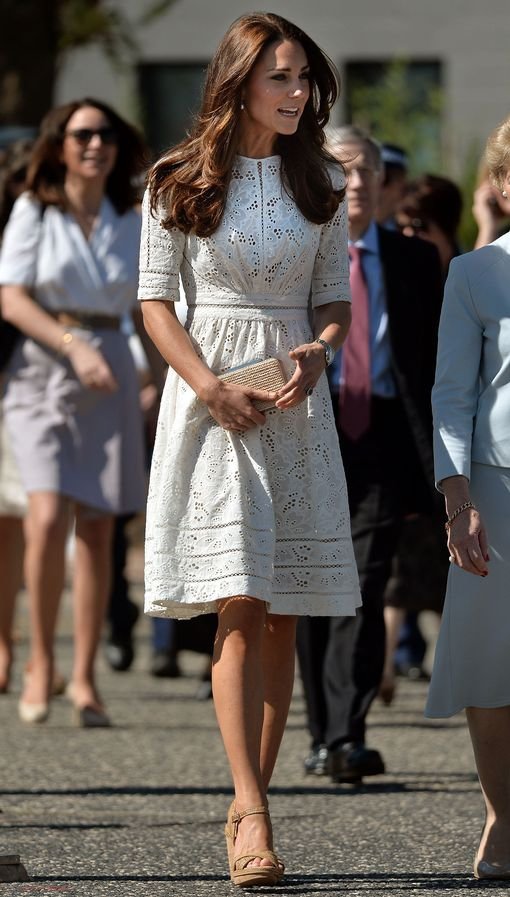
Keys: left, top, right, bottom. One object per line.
{"left": 231, "top": 805, "right": 269, "bottom": 840}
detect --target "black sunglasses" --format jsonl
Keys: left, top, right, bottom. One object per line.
{"left": 64, "top": 127, "right": 118, "bottom": 146}
{"left": 397, "top": 216, "right": 429, "bottom": 235}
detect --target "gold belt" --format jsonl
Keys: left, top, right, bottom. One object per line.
{"left": 49, "top": 311, "right": 121, "bottom": 331}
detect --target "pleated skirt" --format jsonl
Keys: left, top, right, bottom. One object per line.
{"left": 425, "top": 462, "right": 510, "bottom": 717}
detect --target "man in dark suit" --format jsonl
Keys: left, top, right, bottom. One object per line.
{"left": 297, "top": 126, "right": 443, "bottom": 782}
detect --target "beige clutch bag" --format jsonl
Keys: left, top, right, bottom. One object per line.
{"left": 218, "top": 357, "right": 287, "bottom": 412}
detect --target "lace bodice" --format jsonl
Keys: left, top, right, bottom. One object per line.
{"left": 138, "top": 153, "right": 360, "bottom": 619}
{"left": 138, "top": 155, "right": 351, "bottom": 309}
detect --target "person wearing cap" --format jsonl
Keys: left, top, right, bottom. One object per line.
{"left": 375, "top": 143, "right": 409, "bottom": 231}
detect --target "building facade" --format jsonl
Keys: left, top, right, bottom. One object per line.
{"left": 55, "top": 0, "right": 510, "bottom": 177}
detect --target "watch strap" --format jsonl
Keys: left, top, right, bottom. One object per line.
{"left": 315, "top": 337, "right": 335, "bottom": 366}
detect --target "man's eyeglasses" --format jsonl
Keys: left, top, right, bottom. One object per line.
{"left": 65, "top": 127, "right": 118, "bottom": 146}
{"left": 345, "top": 166, "right": 378, "bottom": 181}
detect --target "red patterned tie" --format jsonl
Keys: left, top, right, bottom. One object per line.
{"left": 339, "top": 244, "right": 371, "bottom": 440}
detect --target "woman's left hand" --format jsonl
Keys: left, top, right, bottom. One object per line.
{"left": 447, "top": 506, "right": 490, "bottom": 576}
{"left": 275, "top": 343, "right": 326, "bottom": 409}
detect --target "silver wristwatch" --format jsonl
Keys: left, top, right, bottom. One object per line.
{"left": 316, "top": 338, "right": 335, "bottom": 367}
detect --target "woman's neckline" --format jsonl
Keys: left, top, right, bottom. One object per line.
{"left": 235, "top": 153, "right": 281, "bottom": 162}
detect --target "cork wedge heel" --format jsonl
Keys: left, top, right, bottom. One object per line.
{"left": 225, "top": 802, "right": 285, "bottom": 888}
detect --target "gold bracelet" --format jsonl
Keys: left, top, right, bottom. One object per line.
{"left": 444, "top": 500, "right": 476, "bottom": 532}
{"left": 60, "top": 331, "right": 74, "bottom": 355}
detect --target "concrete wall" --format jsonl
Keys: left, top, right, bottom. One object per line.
{"left": 55, "top": 0, "right": 510, "bottom": 175}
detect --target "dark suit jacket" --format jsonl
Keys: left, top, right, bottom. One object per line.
{"left": 376, "top": 225, "right": 443, "bottom": 512}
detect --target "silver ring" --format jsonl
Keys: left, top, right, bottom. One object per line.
{"left": 305, "top": 386, "right": 314, "bottom": 397}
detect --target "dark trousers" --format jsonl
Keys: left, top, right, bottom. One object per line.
{"left": 297, "top": 397, "right": 406, "bottom": 748}
{"left": 107, "top": 514, "right": 137, "bottom": 639}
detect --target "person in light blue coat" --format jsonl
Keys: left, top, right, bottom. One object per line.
{"left": 426, "top": 113, "right": 510, "bottom": 881}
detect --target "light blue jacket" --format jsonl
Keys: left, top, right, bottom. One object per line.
{"left": 432, "top": 230, "right": 510, "bottom": 487}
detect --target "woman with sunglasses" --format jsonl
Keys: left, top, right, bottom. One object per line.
{"left": 0, "top": 98, "right": 147, "bottom": 726}
{"left": 396, "top": 174, "right": 463, "bottom": 280}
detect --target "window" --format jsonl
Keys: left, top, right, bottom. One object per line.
{"left": 344, "top": 59, "right": 443, "bottom": 173}
{"left": 138, "top": 63, "right": 207, "bottom": 157}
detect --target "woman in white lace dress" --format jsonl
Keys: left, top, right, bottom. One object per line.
{"left": 139, "top": 12, "right": 361, "bottom": 886}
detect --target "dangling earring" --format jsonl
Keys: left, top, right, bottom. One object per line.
{"left": 240, "top": 100, "right": 245, "bottom": 111}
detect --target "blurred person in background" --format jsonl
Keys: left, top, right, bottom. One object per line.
{"left": 297, "top": 125, "right": 443, "bottom": 782}
{"left": 0, "top": 98, "right": 147, "bottom": 727}
{"left": 138, "top": 12, "right": 361, "bottom": 886}
{"left": 426, "top": 113, "right": 510, "bottom": 881}
{"left": 375, "top": 143, "right": 409, "bottom": 230}
{"left": 378, "top": 173, "right": 463, "bottom": 703}
{"left": 0, "top": 138, "right": 69, "bottom": 699}
{"left": 0, "top": 140, "right": 32, "bottom": 693}
{"left": 397, "top": 173, "right": 463, "bottom": 277}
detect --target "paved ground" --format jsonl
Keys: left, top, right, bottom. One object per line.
{"left": 0, "top": 551, "right": 504, "bottom": 896}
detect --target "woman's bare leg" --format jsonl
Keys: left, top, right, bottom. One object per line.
{"left": 260, "top": 613, "right": 297, "bottom": 789}
{"left": 379, "top": 606, "right": 405, "bottom": 705}
{"left": 71, "top": 507, "right": 114, "bottom": 710}
{"left": 467, "top": 706, "right": 510, "bottom": 870}
{"left": 0, "top": 515, "right": 24, "bottom": 691}
{"left": 213, "top": 597, "right": 278, "bottom": 869}
{"left": 21, "top": 492, "right": 70, "bottom": 705}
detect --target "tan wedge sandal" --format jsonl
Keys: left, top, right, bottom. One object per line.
{"left": 225, "top": 802, "right": 285, "bottom": 888}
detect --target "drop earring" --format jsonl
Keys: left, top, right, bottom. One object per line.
{"left": 240, "top": 100, "right": 245, "bottom": 111}
{"left": 503, "top": 190, "right": 508, "bottom": 198}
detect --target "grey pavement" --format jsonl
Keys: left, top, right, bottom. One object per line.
{"left": 0, "top": 552, "right": 505, "bottom": 897}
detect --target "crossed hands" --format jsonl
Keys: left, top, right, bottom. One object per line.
{"left": 205, "top": 341, "right": 326, "bottom": 432}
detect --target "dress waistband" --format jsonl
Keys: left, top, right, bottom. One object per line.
{"left": 187, "top": 299, "right": 310, "bottom": 323}
{"left": 48, "top": 310, "right": 121, "bottom": 331}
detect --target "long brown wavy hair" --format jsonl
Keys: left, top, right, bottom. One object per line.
{"left": 149, "top": 12, "right": 344, "bottom": 236}
{"left": 25, "top": 98, "right": 147, "bottom": 215}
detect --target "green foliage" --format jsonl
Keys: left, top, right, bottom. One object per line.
{"left": 457, "top": 139, "right": 483, "bottom": 251}
{"left": 58, "top": 1, "right": 136, "bottom": 67}
{"left": 348, "top": 59, "right": 444, "bottom": 174}
{"left": 57, "top": 0, "right": 179, "bottom": 68}
{"left": 139, "top": 0, "right": 179, "bottom": 26}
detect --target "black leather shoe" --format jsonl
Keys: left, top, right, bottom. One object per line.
{"left": 328, "top": 742, "right": 385, "bottom": 783}
{"left": 104, "top": 601, "right": 139, "bottom": 672}
{"left": 304, "top": 744, "right": 329, "bottom": 776}
{"left": 104, "top": 639, "right": 135, "bottom": 672}
{"left": 150, "top": 650, "right": 181, "bottom": 678}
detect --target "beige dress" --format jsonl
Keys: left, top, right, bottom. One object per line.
{"left": 0, "top": 194, "right": 146, "bottom": 514}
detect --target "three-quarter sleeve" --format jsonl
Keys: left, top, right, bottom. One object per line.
{"left": 311, "top": 166, "right": 351, "bottom": 309}
{"left": 0, "top": 193, "right": 42, "bottom": 287}
{"left": 432, "top": 257, "right": 483, "bottom": 489}
{"left": 137, "top": 189, "right": 185, "bottom": 302}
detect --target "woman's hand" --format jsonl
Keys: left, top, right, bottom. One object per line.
{"left": 447, "top": 506, "right": 490, "bottom": 576}
{"left": 473, "top": 181, "right": 510, "bottom": 248}
{"left": 67, "top": 338, "right": 118, "bottom": 393}
{"left": 275, "top": 343, "right": 325, "bottom": 410}
{"left": 203, "top": 380, "right": 277, "bottom": 432}
{"left": 442, "top": 477, "right": 489, "bottom": 576}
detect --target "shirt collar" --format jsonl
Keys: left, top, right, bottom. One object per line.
{"left": 349, "top": 219, "right": 379, "bottom": 256}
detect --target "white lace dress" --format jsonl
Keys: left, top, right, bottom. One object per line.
{"left": 138, "top": 154, "right": 361, "bottom": 619}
